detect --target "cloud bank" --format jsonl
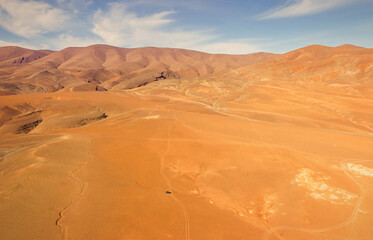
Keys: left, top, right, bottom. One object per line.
{"left": 0, "top": 0, "right": 70, "bottom": 37}
{"left": 91, "top": 2, "right": 261, "bottom": 54}
{"left": 258, "top": 0, "right": 354, "bottom": 19}
{"left": 0, "top": 0, "right": 262, "bottom": 54}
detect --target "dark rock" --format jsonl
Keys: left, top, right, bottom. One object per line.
{"left": 137, "top": 82, "right": 149, "bottom": 87}
{"left": 78, "top": 113, "right": 108, "bottom": 126}
{"left": 95, "top": 86, "right": 107, "bottom": 91}
{"left": 16, "top": 119, "right": 42, "bottom": 134}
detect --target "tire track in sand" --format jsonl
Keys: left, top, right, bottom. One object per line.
{"left": 160, "top": 120, "right": 191, "bottom": 240}
{"left": 47, "top": 137, "right": 90, "bottom": 240}
{"left": 55, "top": 161, "right": 89, "bottom": 240}
{"left": 261, "top": 158, "right": 368, "bottom": 240}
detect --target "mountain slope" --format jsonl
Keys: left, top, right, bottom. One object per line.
{"left": 228, "top": 44, "right": 373, "bottom": 83}
{"left": 0, "top": 46, "right": 53, "bottom": 65}
{"left": 1, "top": 44, "right": 372, "bottom": 96}
{"left": 0, "top": 45, "right": 275, "bottom": 95}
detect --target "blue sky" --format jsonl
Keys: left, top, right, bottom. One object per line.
{"left": 0, "top": 0, "right": 372, "bottom": 53}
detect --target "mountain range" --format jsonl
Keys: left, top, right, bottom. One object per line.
{"left": 1, "top": 43, "right": 373, "bottom": 240}
{"left": 1, "top": 44, "right": 371, "bottom": 95}
{"left": 0, "top": 45, "right": 274, "bottom": 95}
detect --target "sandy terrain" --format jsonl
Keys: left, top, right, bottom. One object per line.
{"left": 0, "top": 45, "right": 373, "bottom": 240}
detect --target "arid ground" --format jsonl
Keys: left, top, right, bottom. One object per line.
{"left": 1, "top": 44, "right": 373, "bottom": 240}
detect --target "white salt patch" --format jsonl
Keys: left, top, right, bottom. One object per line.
{"left": 143, "top": 115, "right": 160, "bottom": 119}
{"left": 293, "top": 168, "right": 356, "bottom": 205}
{"left": 344, "top": 163, "right": 373, "bottom": 177}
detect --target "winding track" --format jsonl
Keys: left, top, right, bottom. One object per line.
{"left": 261, "top": 158, "right": 368, "bottom": 240}
{"left": 0, "top": 135, "right": 68, "bottom": 176}
{"left": 0, "top": 134, "right": 89, "bottom": 240}
{"left": 255, "top": 84, "right": 373, "bottom": 103}
{"left": 131, "top": 90, "right": 373, "bottom": 138}
{"left": 55, "top": 160, "right": 89, "bottom": 240}
{"left": 131, "top": 86, "right": 372, "bottom": 240}
{"left": 159, "top": 121, "right": 191, "bottom": 240}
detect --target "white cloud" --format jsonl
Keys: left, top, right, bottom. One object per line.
{"left": 0, "top": 0, "right": 70, "bottom": 37}
{"left": 0, "top": 34, "right": 100, "bottom": 50}
{"left": 57, "top": 0, "right": 93, "bottom": 13}
{"left": 91, "top": 2, "right": 262, "bottom": 54}
{"left": 92, "top": 2, "right": 203, "bottom": 47}
{"left": 0, "top": 39, "right": 47, "bottom": 49}
{"left": 0, "top": 1, "right": 263, "bottom": 53}
{"left": 257, "top": 0, "right": 354, "bottom": 20}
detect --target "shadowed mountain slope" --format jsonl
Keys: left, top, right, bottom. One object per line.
{"left": 0, "top": 45, "right": 275, "bottom": 95}
{"left": 0, "top": 46, "right": 53, "bottom": 65}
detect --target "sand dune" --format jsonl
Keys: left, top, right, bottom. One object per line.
{"left": 0, "top": 44, "right": 373, "bottom": 240}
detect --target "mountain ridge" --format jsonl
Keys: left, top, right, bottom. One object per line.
{"left": 0, "top": 44, "right": 276, "bottom": 95}
{"left": 0, "top": 44, "right": 372, "bottom": 95}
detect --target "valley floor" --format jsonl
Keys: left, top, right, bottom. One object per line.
{"left": 1, "top": 78, "right": 373, "bottom": 240}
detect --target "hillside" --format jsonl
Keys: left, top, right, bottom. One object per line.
{"left": 0, "top": 45, "right": 275, "bottom": 95}
{"left": 228, "top": 44, "right": 373, "bottom": 83}
{"left": 1, "top": 44, "right": 373, "bottom": 240}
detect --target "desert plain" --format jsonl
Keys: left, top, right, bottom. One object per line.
{"left": 0, "top": 44, "right": 373, "bottom": 240}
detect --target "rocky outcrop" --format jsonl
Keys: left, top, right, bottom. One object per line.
{"left": 16, "top": 119, "right": 42, "bottom": 134}
{"left": 95, "top": 86, "right": 107, "bottom": 91}
{"left": 155, "top": 71, "right": 181, "bottom": 81}
{"left": 137, "top": 70, "right": 181, "bottom": 88}
{"left": 78, "top": 113, "right": 108, "bottom": 126}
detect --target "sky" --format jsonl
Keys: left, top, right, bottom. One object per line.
{"left": 0, "top": 0, "right": 372, "bottom": 54}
